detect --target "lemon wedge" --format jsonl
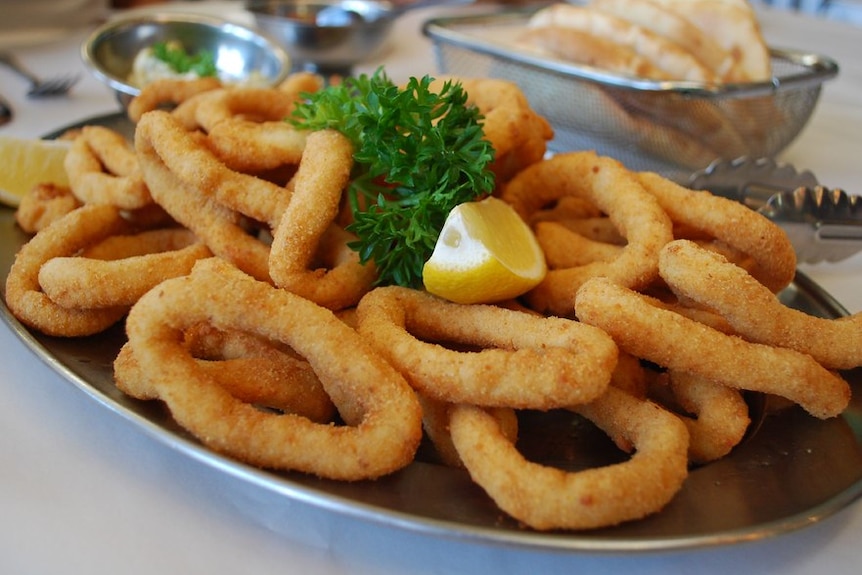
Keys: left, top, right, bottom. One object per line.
{"left": 422, "top": 196, "right": 547, "bottom": 305}
{"left": 0, "top": 136, "right": 72, "bottom": 207}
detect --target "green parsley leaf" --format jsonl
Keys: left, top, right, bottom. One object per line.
{"left": 151, "top": 41, "right": 217, "bottom": 78}
{"left": 290, "top": 68, "right": 496, "bottom": 288}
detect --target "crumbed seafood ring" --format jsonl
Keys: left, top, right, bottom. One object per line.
{"left": 502, "top": 151, "right": 674, "bottom": 317}
{"left": 114, "top": 331, "right": 336, "bottom": 424}
{"left": 269, "top": 129, "right": 376, "bottom": 310}
{"left": 609, "top": 350, "right": 650, "bottom": 398}
{"left": 535, "top": 221, "right": 623, "bottom": 268}
{"left": 194, "top": 86, "right": 300, "bottom": 127}
{"left": 4, "top": 205, "right": 130, "bottom": 336}
{"left": 180, "top": 320, "right": 294, "bottom": 360}
{"left": 417, "top": 393, "right": 518, "bottom": 468}
{"left": 80, "top": 125, "right": 138, "bottom": 176}
{"left": 64, "top": 126, "right": 152, "bottom": 210}
{"left": 575, "top": 277, "right": 851, "bottom": 419}
{"left": 136, "top": 140, "right": 271, "bottom": 281}
{"left": 528, "top": 195, "right": 605, "bottom": 224}
{"left": 37, "top": 228, "right": 212, "bottom": 309}
{"left": 656, "top": 370, "right": 751, "bottom": 464}
{"left": 660, "top": 239, "right": 862, "bottom": 370}
{"left": 136, "top": 110, "right": 292, "bottom": 226}
{"left": 135, "top": 111, "right": 282, "bottom": 281}
{"left": 207, "top": 120, "right": 308, "bottom": 173}
{"left": 356, "top": 286, "right": 618, "bottom": 410}
{"left": 127, "top": 77, "right": 222, "bottom": 123}
{"left": 638, "top": 172, "right": 797, "bottom": 293}
{"left": 15, "top": 183, "right": 82, "bottom": 234}
{"left": 123, "top": 257, "right": 423, "bottom": 480}
{"left": 192, "top": 87, "right": 310, "bottom": 172}
{"left": 168, "top": 88, "right": 216, "bottom": 130}
{"left": 449, "top": 387, "right": 690, "bottom": 531}
{"left": 539, "top": 215, "right": 627, "bottom": 246}
{"left": 276, "top": 70, "right": 325, "bottom": 95}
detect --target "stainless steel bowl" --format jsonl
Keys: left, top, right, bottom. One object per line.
{"left": 246, "top": 0, "right": 399, "bottom": 76}
{"left": 82, "top": 12, "right": 291, "bottom": 107}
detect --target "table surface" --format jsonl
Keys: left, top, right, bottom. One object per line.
{"left": 1, "top": 3, "right": 860, "bottom": 574}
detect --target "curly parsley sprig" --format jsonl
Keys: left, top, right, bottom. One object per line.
{"left": 152, "top": 41, "right": 217, "bottom": 78}
{"left": 289, "top": 69, "right": 495, "bottom": 288}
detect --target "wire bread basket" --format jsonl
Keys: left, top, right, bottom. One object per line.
{"left": 422, "top": 8, "right": 839, "bottom": 182}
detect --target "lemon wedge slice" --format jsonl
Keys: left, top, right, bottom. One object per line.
{"left": 0, "top": 135, "right": 72, "bottom": 207}
{"left": 422, "top": 196, "right": 547, "bottom": 304}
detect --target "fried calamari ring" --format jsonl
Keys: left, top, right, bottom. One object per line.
{"left": 81, "top": 125, "right": 138, "bottom": 176}
{"left": 575, "top": 277, "right": 851, "bottom": 419}
{"left": 37, "top": 228, "right": 211, "bottom": 309}
{"left": 194, "top": 86, "right": 299, "bottom": 126}
{"left": 127, "top": 77, "right": 223, "bottom": 123}
{"left": 137, "top": 110, "right": 291, "bottom": 226}
{"left": 276, "top": 70, "right": 325, "bottom": 95}
{"left": 356, "top": 286, "right": 618, "bottom": 409}
{"left": 554, "top": 216, "right": 627, "bottom": 245}
{"left": 528, "top": 195, "right": 604, "bottom": 224}
{"left": 78, "top": 227, "right": 191, "bottom": 259}
{"left": 114, "top": 332, "right": 336, "bottom": 424}
{"left": 449, "top": 387, "right": 689, "bottom": 531}
{"left": 123, "top": 257, "right": 422, "bottom": 480}
{"left": 135, "top": 110, "right": 284, "bottom": 281}
{"left": 15, "top": 183, "right": 82, "bottom": 234}
{"left": 268, "top": 129, "right": 376, "bottom": 310}
{"left": 655, "top": 370, "right": 751, "bottom": 464}
{"left": 4, "top": 205, "right": 130, "bottom": 336}
{"left": 310, "top": 224, "right": 378, "bottom": 306}
{"left": 637, "top": 171, "right": 796, "bottom": 293}
{"left": 535, "top": 221, "right": 623, "bottom": 268}
{"left": 502, "top": 151, "right": 674, "bottom": 316}
{"left": 609, "top": 350, "right": 649, "bottom": 398}
{"left": 64, "top": 126, "right": 152, "bottom": 210}
{"left": 192, "top": 87, "right": 309, "bottom": 172}
{"left": 134, "top": 142, "right": 269, "bottom": 280}
{"left": 644, "top": 293, "right": 736, "bottom": 334}
{"left": 180, "top": 320, "right": 294, "bottom": 360}
{"left": 659, "top": 239, "right": 862, "bottom": 370}
{"left": 417, "top": 393, "right": 518, "bottom": 468}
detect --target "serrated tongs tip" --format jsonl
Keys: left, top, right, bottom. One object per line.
{"left": 689, "top": 157, "right": 862, "bottom": 264}
{"left": 761, "top": 185, "right": 862, "bottom": 263}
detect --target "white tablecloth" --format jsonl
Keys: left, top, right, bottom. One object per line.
{"left": 1, "top": 3, "right": 860, "bottom": 574}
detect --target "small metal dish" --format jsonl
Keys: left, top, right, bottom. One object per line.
{"left": 246, "top": 0, "right": 399, "bottom": 76}
{"left": 82, "top": 12, "right": 291, "bottom": 108}
{"left": 422, "top": 8, "right": 840, "bottom": 181}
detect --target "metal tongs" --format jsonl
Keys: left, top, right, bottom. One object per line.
{"left": 688, "top": 157, "right": 862, "bottom": 264}
{"left": 0, "top": 93, "right": 10, "bottom": 126}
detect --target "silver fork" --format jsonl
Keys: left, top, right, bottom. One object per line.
{"left": 0, "top": 52, "right": 78, "bottom": 98}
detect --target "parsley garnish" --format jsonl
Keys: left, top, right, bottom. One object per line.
{"left": 290, "top": 69, "right": 495, "bottom": 288}
{"left": 152, "top": 41, "right": 217, "bottom": 78}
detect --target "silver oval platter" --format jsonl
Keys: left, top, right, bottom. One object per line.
{"left": 1, "top": 113, "right": 860, "bottom": 553}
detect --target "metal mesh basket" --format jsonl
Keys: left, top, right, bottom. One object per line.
{"left": 422, "top": 8, "right": 839, "bottom": 181}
